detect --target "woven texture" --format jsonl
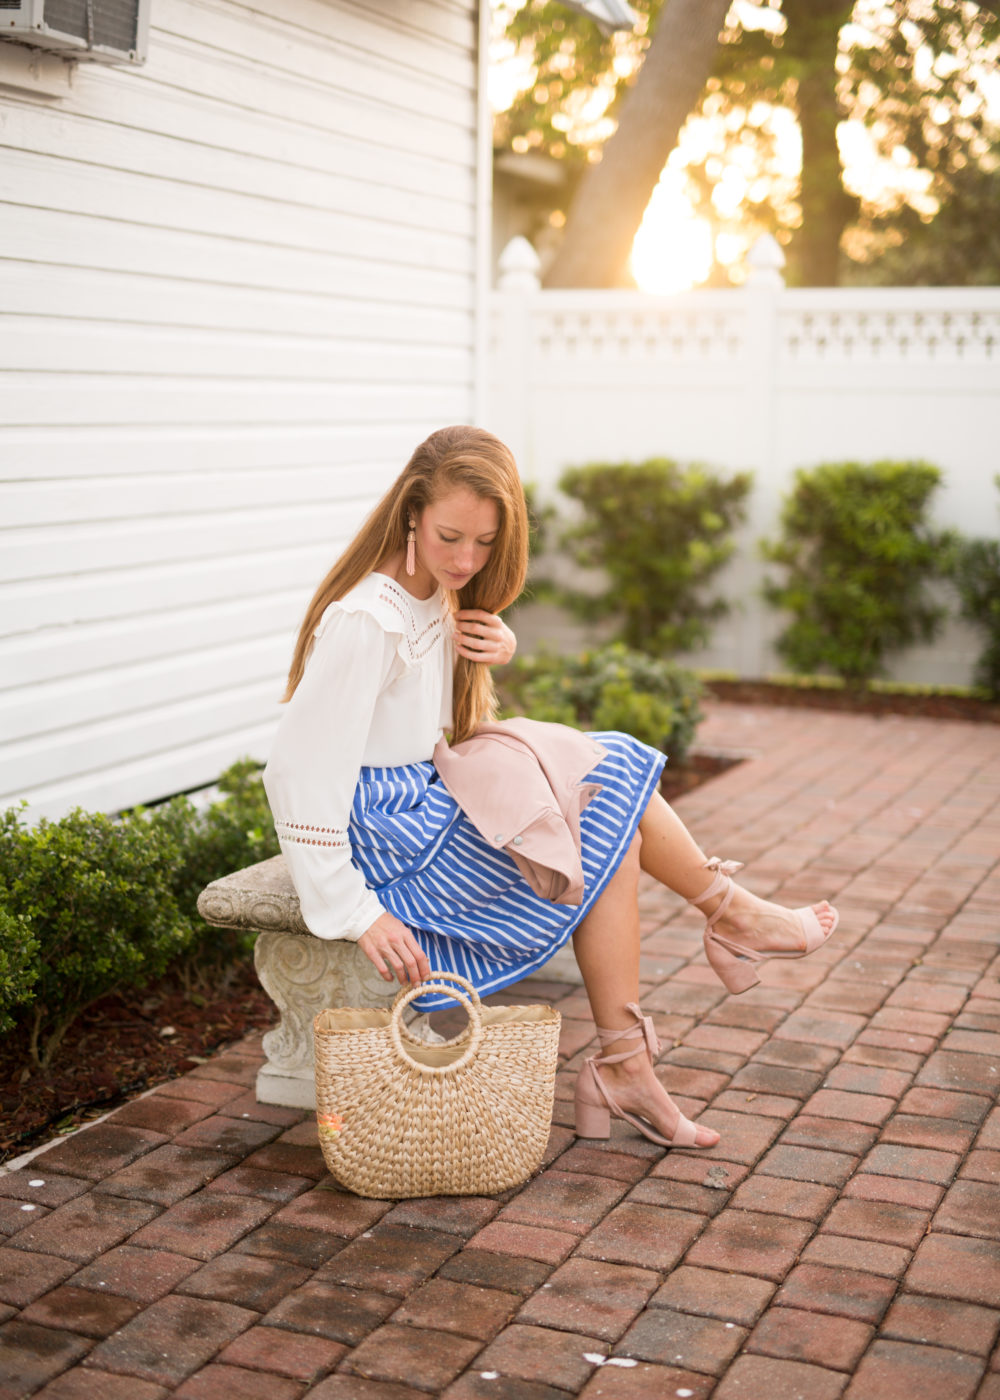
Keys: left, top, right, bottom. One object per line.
{"left": 313, "top": 972, "right": 561, "bottom": 1198}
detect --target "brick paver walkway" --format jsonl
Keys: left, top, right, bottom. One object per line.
{"left": 2, "top": 703, "right": 998, "bottom": 1400}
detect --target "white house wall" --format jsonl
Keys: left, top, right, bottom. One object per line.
{"left": 0, "top": 0, "right": 481, "bottom": 818}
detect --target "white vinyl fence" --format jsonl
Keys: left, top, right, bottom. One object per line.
{"left": 485, "top": 237, "right": 1000, "bottom": 687}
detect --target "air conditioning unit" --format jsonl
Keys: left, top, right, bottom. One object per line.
{"left": 0, "top": 0, "right": 149, "bottom": 65}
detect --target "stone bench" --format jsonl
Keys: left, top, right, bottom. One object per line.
{"left": 196, "top": 854, "right": 436, "bottom": 1108}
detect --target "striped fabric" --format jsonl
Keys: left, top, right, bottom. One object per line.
{"left": 348, "top": 731, "right": 665, "bottom": 1009}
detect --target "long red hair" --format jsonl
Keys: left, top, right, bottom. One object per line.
{"left": 282, "top": 425, "right": 529, "bottom": 743}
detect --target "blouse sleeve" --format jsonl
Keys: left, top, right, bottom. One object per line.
{"left": 262, "top": 606, "right": 396, "bottom": 941}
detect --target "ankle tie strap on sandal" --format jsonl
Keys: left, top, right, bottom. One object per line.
{"left": 693, "top": 858, "right": 745, "bottom": 934}
{"left": 593, "top": 1002, "right": 660, "bottom": 1063}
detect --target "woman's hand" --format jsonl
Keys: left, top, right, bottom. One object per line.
{"left": 454, "top": 609, "right": 517, "bottom": 666}
{"left": 358, "top": 912, "right": 431, "bottom": 985}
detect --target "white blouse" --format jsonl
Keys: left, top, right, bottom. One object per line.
{"left": 263, "top": 573, "right": 453, "bottom": 941}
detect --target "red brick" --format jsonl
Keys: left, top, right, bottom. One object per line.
{"left": 554, "top": 1145, "right": 650, "bottom": 1184}
{"left": 270, "top": 1185, "right": 391, "bottom": 1237}
{"left": 871, "top": 1008, "right": 950, "bottom": 1038}
{"left": 31, "top": 1370, "right": 169, "bottom": 1400}
{"left": 0, "top": 1250, "right": 76, "bottom": 1308}
{"left": 242, "top": 1145, "right": 327, "bottom": 1181}
{"left": 310, "top": 1381, "right": 440, "bottom": 1400}
{"left": 21, "top": 1285, "right": 139, "bottom": 1338}
{"left": 907, "top": 1233, "right": 1000, "bottom": 1305}
{"left": 803, "top": 1090, "right": 896, "bottom": 1126}
{"left": 154, "top": 1078, "right": 245, "bottom": 1110}
{"left": 805, "top": 982, "right": 889, "bottom": 1016}
{"left": 617, "top": 1306, "right": 746, "bottom": 1374}
{"left": 881, "top": 1294, "right": 1000, "bottom": 1356}
{"left": 678, "top": 1110, "right": 784, "bottom": 1167}
{"left": 649, "top": 1155, "right": 748, "bottom": 1191}
{"left": 128, "top": 1191, "right": 275, "bottom": 1260}
{"left": 95, "top": 1146, "right": 237, "bottom": 1205}
{"left": 843, "top": 1339, "right": 983, "bottom": 1400}
{"left": 107, "top": 1096, "right": 215, "bottom": 1135}
{"left": 753, "top": 1040, "right": 841, "bottom": 1073}
{"left": 801, "top": 1233, "right": 910, "bottom": 1279}
{"left": 261, "top": 1279, "right": 395, "bottom": 1344}
{"left": 392, "top": 1278, "right": 516, "bottom": 1340}
{"left": 0, "top": 1172, "right": 90, "bottom": 1209}
{"left": 383, "top": 1196, "right": 500, "bottom": 1235}
{"left": 171, "top": 1116, "right": 282, "bottom": 1155}
{"left": 643, "top": 983, "right": 727, "bottom": 1017}
{"left": 320, "top": 1225, "right": 459, "bottom": 1299}
{"left": 705, "top": 1002, "right": 787, "bottom": 1034}
{"left": 68, "top": 1244, "right": 201, "bottom": 1302}
{"left": 886, "top": 982, "right": 969, "bottom": 1014}
{"left": 497, "top": 1170, "right": 629, "bottom": 1237}
{"left": 186, "top": 1054, "right": 259, "bottom": 1087}
{"left": 746, "top": 1306, "right": 873, "bottom": 1370}
{"left": 471, "top": 1321, "right": 608, "bottom": 1391}
{"left": 772, "top": 1010, "right": 866, "bottom": 1048}
{"left": 916, "top": 1050, "right": 1000, "bottom": 1096}
{"left": 859, "top": 1144, "right": 959, "bottom": 1185}
{"left": 340, "top": 1322, "right": 482, "bottom": 1392}
{"left": 626, "top": 1175, "right": 729, "bottom": 1217}
{"left": 214, "top": 1091, "right": 305, "bottom": 1126}
{"left": 775, "top": 1263, "right": 896, "bottom": 1324}
{"left": 576, "top": 1202, "right": 705, "bottom": 1272}
{"left": 756, "top": 1145, "right": 856, "bottom": 1187}
{"left": 5, "top": 1194, "right": 161, "bottom": 1264}
{"left": 898, "top": 1086, "right": 993, "bottom": 1124}
{"left": 437, "top": 1248, "right": 553, "bottom": 1297}
{"left": 171, "top": 1363, "right": 302, "bottom": 1400}
{"left": 711, "top": 1091, "right": 800, "bottom": 1120}
{"left": 517, "top": 1258, "right": 659, "bottom": 1342}
{"left": 730, "top": 1176, "right": 838, "bottom": 1221}
{"left": 82, "top": 1295, "right": 255, "bottom": 1387}
{"left": 729, "top": 1063, "right": 823, "bottom": 1098}
{"left": 853, "top": 1031, "right": 933, "bottom": 1058}
{"left": 202, "top": 1166, "right": 312, "bottom": 1203}
{"left": 933, "top": 1180, "right": 1000, "bottom": 1239}
{"left": 0, "top": 1198, "right": 49, "bottom": 1238}
{"left": 683, "top": 1209, "right": 813, "bottom": 1283}
{"left": 650, "top": 1265, "right": 774, "bottom": 1325}
{"left": 217, "top": 1324, "right": 345, "bottom": 1381}
{"left": 779, "top": 1115, "right": 879, "bottom": 1156}
{"left": 840, "top": 1174, "right": 944, "bottom": 1211}
{"left": 878, "top": 1115, "right": 977, "bottom": 1154}
{"left": 175, "top": 1253, "right": 310, "bottom": 1310}
{"left": 0, "top": 1320, "right": 92, "bottom": 1396}
{"left": 28, "top": 1125, "right": 166, "bottom": 1182}
{"left": 578, "top": 1362, "right": 714, "bottom": 1400}
{"left": 681, "top": 1024, "right": 769, "bottom": 1057}
{"left": 822, "top": 1197, "right": 929, "bottom": 1249}
{"left": 960, "top": 1149, "right": 1000, "bottom": 1183}
{"left": 711, "top": 1354, "right": 847, "bottom": 1400}
{"left": 466, "top": 1221, "right": 577, "bottom": 1266}
{"left": 229, "top": 1222, "right": 345, "bottom": 1270}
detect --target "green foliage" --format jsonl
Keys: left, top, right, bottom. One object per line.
{"left": 499, "top": 643, "right": 704, "bottom": 763}
{"left": 556, "top": 458, "right": 753, "bottom": 653}
{"left": 762, "top": 460, "right": 954, "bottom": 686}
{"left": 0, "top": 759, "right": 279, "bottom": 1069}
{"left": 0, "top": 904, "right": 40, "bottom": 1036}
{"left": 952, "top": 477, "right": 1000, "bottom": 699}
{"left": 0, "top": 804, "right": 193, "bottom": 1069}
{"left": 509, "top": 482, "right": 558, "bottom": 612}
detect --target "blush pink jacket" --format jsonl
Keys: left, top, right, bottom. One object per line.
{"left": 432, "top": 717, "right": 607, "bottom": 906}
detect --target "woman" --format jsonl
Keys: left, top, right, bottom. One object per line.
{"left": 264, "top": 425, "right": 837, "bottom": 1152}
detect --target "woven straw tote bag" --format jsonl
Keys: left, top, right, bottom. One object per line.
{"left": 313, "top": 971, "right": 561, "bottom": 1198}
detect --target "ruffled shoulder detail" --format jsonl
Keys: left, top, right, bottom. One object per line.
{"left": 317, "top": 573, "right": 450, "bottom": 668}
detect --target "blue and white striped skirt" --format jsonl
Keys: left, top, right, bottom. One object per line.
{"left": 347, "top": 730, "right": 665, "bottom": 1009}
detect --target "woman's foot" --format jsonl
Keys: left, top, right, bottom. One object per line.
{"left": 690, "top": 857, "right": 839, "bottom": 995}
{"left": 595, "top": 1056, "right": 720, "bottom": 1149}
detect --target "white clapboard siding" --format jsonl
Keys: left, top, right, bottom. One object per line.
{"left": 0, "top": 0, "right": 482, "bottom": 817}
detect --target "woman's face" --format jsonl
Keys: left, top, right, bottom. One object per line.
{"left": 412, "top": 487, "right": 500, "bottom": 596}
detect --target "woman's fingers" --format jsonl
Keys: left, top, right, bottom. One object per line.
{"left": 359, "top": 920, "right": 429, "bottom": 985}
{"left": 454, "top": 610, "right": 516, "bottom": 664}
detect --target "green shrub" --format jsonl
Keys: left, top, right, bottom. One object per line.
{"left": 498, "top": 644, "right": 704, "bottom": 763}
{"left": 0, "top": 904, "right": 39, "bottom": 1036}
{"left": 0, "top": 805, "right": 192, "bottom": 1069}
{"left": 556, "top": 459, "right": 754, "bottom": 653}
{"left": 762, "top": 461, "right": 954, "bottom": 686}
{"left": 951, "top": 476, "right": 1000, "bottom": 700}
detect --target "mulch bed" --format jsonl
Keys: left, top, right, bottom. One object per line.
{"left": 4, "top": 683, "right": 994, "bottom": 1165}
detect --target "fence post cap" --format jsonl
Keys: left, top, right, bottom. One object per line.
{"left": 498, "top": 236, "right": 543, "bottom": 291}
{"left": 745, "top": 233, "right": 786, "bottom": 288}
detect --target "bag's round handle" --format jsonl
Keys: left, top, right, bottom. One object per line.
{"left": 389, "top": 972, "right": 483, "bottom": 1076}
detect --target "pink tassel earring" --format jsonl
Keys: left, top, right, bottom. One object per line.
{"left": 405, "top": 516, "right": 416, "bottom": 577}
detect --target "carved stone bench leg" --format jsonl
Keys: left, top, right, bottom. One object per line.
{"left": 254, "top": 932, "right": 438, "bottom": 1107}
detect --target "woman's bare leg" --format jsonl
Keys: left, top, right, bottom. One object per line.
{"left": 638, "top": 790, "right": 836, "bottom": 952}
{"left": 572, "top": 832, "right": 720, "bottom": 1148}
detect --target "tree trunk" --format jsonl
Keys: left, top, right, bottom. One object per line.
{"left": 543, "top": 0, "right": 732, "bottom": 288}
{"left": 783, "top": 0, "right": 857, "bottom": 285}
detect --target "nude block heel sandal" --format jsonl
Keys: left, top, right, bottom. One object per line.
{"left": 574, "top": 1003, "right": 707, "bottom": 1149}
{"left": 692, "top": 856, "right": 839, "bottom": 996}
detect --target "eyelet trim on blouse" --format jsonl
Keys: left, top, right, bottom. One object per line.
{"left": 275, "top": 819, "right": 350, "bottom": 848}
{"left": 375, "top": 579, "right": 446, "bottom": 665}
